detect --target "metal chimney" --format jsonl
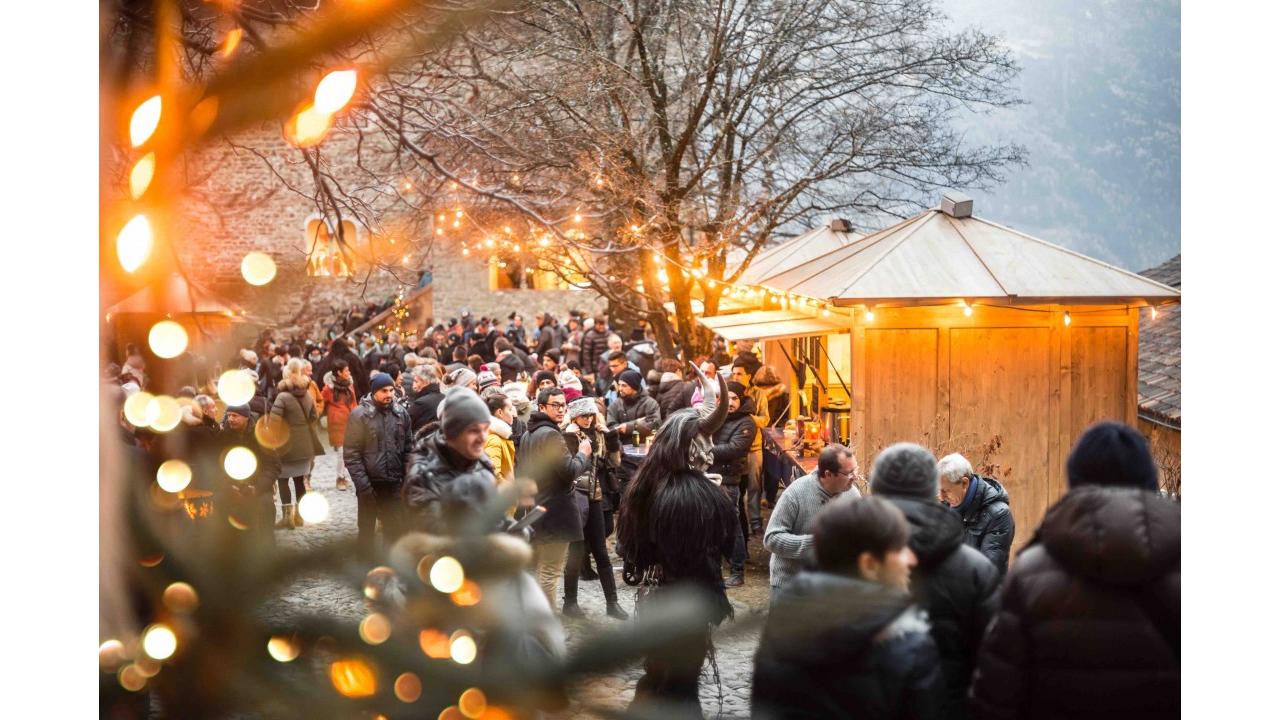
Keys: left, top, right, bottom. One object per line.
{"left": 829, "top": 218, "right": 853, "bottom": 232}
{"left": 941, "top": 190, "right": 973, "bottom": 218}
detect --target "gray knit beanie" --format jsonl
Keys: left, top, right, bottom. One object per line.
{"left": 438, "top": 387, "right": 491, "bottom": 439}
{"left": 870, "top": 442, "right": 940, "bottom": 500}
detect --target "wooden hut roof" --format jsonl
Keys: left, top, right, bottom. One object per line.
{"left": 736, "top": 223, "right": 863, "bottom": 285}
{"left": 758, "top": 207, "right": 1182, "bottom": 306}
{"left": 1137, "top": 255, "right": 1181, "bottom": 427}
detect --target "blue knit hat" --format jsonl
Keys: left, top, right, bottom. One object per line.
{"left": 370, "top": 372, "right": 394, "bottom": 393}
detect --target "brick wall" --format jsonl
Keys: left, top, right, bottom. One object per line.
{"left": 175, "top": 124, "right": 605, "bottom": 336}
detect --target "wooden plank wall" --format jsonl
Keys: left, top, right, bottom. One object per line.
{"left": 847, "top": 304, "right": 1136, "bottom": 552}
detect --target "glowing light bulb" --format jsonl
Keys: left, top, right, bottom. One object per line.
{"left": 573, "top": 213, "right": 582, "bottom": 223}
{"left": 297, "top": 492, "right": 330, "bottom": 523}
{"left": 287, "top": 103, "right": 333, "bottom": 147}
{"left": 962, "top": 302, "right": 973, "bottom": 317}
{"left": 429, "top": 556, "right": 465, "bottom": 593}
{"left": 148, "top": 320, "right": 188, "bottom": 358}
{"left": 1063, "top": 311, "right": 1072, "bottom": 326}
{"left": 155, "top": 458, "right": 192, "bottom": 491}
{"left": 117, "top": 214, "right": 153, "bottom": 273}
{"left": 1150, "top": 307, "right": 1158, "bottom": 320}
{"left": 865, "top": 309, "right": 876, "bottom": 322}
{"left": 130, "top": 96, "right": 162, "bottom": 147}
{"left": 130, "top": 152, "right": 155, "bottom": 199}
{"left": 329, "top": 659, "right": 377, "bottom": 698}
{"left": 223, "top": 446, "right": 257, "bottom": 480}
{"left": 241, "top": 252, "right": 277, "bottom": 286}
{"left": 142, "top": 624, "right": 177, "bottom": 661}
{"left": 314, "top": 69, "right": 358, "bottom": 114}
{"left": 217, "top": 370, "right": 255, "bottom": 406}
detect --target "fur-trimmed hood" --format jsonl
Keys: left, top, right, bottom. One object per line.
{"left": 277, "top": 375, "right": 311, "bottom": 394}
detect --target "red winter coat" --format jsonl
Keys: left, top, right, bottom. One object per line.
{"left": 321, "top": 381, "right": 358, "bottom": 447}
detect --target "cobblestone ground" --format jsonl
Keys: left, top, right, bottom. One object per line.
{"left": 261, "top": 439, "right": 775, "bottom": 719}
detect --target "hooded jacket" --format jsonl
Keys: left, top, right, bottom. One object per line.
{"left": 270, "top": 376, "right": 323, "bottom": 464}
{"left": 343, "top": 397, "right": 412, "bottom": 495}
{"left": 956, "top": 476, "right": 1015, "bottom": 576}
{"left": 970, "top": 487, "right": 1180, "bottom": 720}
{"left": 656, "top": 376, "right": 696, "bottom": 419}
{"left": 515, "top": 411, "right": 589, "bottom": 544}
{"left": 483, "top": 416, "right": 516, "bottom": 484}
{"left": 884, "top": 497, "right": 1000, "bottom": 720}
{"left": 710, "top": 398, "right": 759, "bottom": 484}
{"left": 752, "top": 571, "right": 944, "bottom": 720}
{"left": 402, "top": 430, "right": 496, "bottom": 534}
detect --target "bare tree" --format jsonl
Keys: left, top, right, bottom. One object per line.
{"left": 330, "top": 0, "right": 1025, "bottom": 356}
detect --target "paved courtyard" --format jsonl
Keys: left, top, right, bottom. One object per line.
{"left": 261, "top": 441, "right": 775, "bottom": 719}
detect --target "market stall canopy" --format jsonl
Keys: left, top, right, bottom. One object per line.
{"left": 105, "top": 273, "right": 248, "bottom": 319}
{"left": 696, "top": 309, "right": 846, "bottom": 342}
{"left": 760, "top": 194, "right": 1182, "bottom": 307}
{"left": 662, "top": 295, "right": 757, "bottom": 316}
{"left": 736, "top": 220, "right": 863, "bottom": 286}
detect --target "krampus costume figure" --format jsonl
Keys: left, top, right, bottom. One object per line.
{"left": 617, "top": 366, "right": 738, "bottom": 717}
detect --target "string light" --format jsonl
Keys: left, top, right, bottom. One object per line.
{"left": 1063, "top": 311, "right": 1072, "bottom": 326}
{"left": 130, "top": 152, "right": 155, "bottom": 199}
{"left": 130, "top": 96, "right": 162, "bottom": 148}
{"left": 1150, "top": 307, "right": 1158, "bottom": 320}
{"left": 314, "top": 69, "right": 359, "bottom": 114}
{"left": 962, "top": 301, "right": 973, "bottom": 317}
{"left": 117, "top": 214, "right": 153, "bottom": 272}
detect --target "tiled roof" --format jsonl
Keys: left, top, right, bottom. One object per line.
{"left": 1137, "top": 255, "right": 1180, "bottom": 427}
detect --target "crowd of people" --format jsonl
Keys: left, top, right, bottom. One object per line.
{"left": 104, "top": 309, "right": 1180, "bottom": 719}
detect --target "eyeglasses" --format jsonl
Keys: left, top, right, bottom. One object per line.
{"left": 544, "top": 402, "right": 567, "bottom": 409}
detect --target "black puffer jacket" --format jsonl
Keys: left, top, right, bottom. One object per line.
{"left": 515, "top": 412, "right": 589, "bottom": 544}
{"left": 752, "top": 571, "right": 944, "bottom": 720}
{"left": 957, "top": 477, "right": 1015, "bottom": 576}
{"left": 579, "top": 327, "right": 612, "bottom": 374}
{"left": 710, "top": 400, "right": 758, "bottom": 485}
{"left": 343, "top": 398, "right": 412, "bottom": 495}
{"left": 409, "top": 383, "right": 444, "bottom": 433}
{"left": 970, "top": 487, "right": 1180, "bottom": 720}
{"left": 885, "top": 497, "right": 1000, "bottom": 720}
{"left": 402, "top": 430, "right": 496, "bottom": 534}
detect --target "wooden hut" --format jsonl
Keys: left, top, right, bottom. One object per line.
{"left": 699, "top": 193, "right": 1180, "bottom": 548}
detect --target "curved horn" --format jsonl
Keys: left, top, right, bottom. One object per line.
{"left": 693, "top": 362, "right": 729, "bottom": 435}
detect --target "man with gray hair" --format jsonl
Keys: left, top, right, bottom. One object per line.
{"left": 408, "top": 363, "right": 444, "bottom": 433}
{"left": 764, "top": 443, "right": 860, "bottom": 602}
{"left": 870, "top": 442, "right": 999, "bottom": 720}
{"left": 937, "top": 452, "right": 1014, "bottom": 575}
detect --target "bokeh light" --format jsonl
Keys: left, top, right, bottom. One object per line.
{"left": 364, "top": 566, "right": 396, "bottom": 601}
{"left": 155, "top": 460, "right": 192, "bottom": 493}
{"left": 130, "top": 152, "right": 155, "bottom": 199}
{"left": 241, "top": 251, "right": 277, "bottom": 286}
{"left": 123, "top": 391, "right": 158, "bottom": 427}
{"left": 314, "top": 69, "right": 358, "bottom": 113}
{"left": 217, "top": 369, "right": 255, "bottom": 406}
{"left": 161, "top": 582, "right": 199, "bottom": 613}
{"left": 450, "top": 580, "right": 482, "bottom": 607}
{"left": 429, "top": 556, "right": 465, "bottom": 594}
{"left": 267, "top": 636, "right": 300, "bottom": 663}
{"left": 99, "top": 639, "right": 126, "bottom": 672}
{"left": 147, "top": 395, "right": 182, "bottom": 432}
{"left": 141, "top": 624, "right": 177, "bottom": 661}
{"left": 458, "top": 688, "right": 488, "bottom": 718}
{"left": 449, "top": 631, "right": 477, "bottom": 665}
{"left": 118, "top": 664, "right": 147, "bottom": 692}
{"left": 117, "top": 214, "right": 153, "bottom": 273}
{"left": 395, "top": 672, "right": 422, "bottom": 703}
{"left": 438, "top": 708, "right": 464, "bottom": 720}
{"left": 329, "top": 658, "right": 377, "bottom": 698}
{"left": 358, "top": 613, "right": 391, "bottom": 645}
{"left": 254, "top": 414, "right": 290, "bottom": 449}
{"left": 148, "top": 321, "right": 188, "bottom": 359}
{"left": 298, "top": 492, "right": 330, "bottom": 524}
{"left": 130, "top": 95, "right": 162, "bottom": 147}
{"left": 418, "top": 629, "right": 451, "bottom": 659}
{"left": 223, "top": 447, "right": 257, "bottom": 480}
{"left": 287, "top": 103, "right": 333, "bottom": 147}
